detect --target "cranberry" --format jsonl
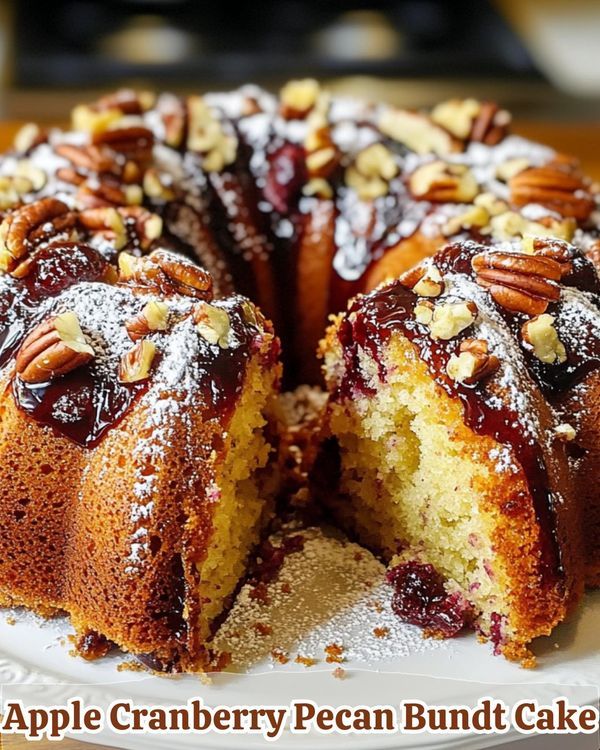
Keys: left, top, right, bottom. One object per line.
{"left": 263, "top": 143, "right": 306, "bottom": 214}
{"left": 22, "top": 242, "right": 111, "bottom": 300}
{"left": 488, "top": 611, "right": 506, "bottom": 655}
{"left": 386, "top": 561, "right": 473, "bottom": 638}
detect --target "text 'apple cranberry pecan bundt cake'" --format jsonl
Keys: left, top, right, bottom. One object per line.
{"left": 0, "top": 232, "right": 281, "bottom": 670}
{"left": 319, "top": 236, "right": 600, "bottom": 666}
{"left": 3, "top": 83, "right": 599, "bottom": 383}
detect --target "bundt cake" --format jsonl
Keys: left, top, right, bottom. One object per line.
{"left": 0, "top": 237, "right": 281, "bottom": 671}
{"left": 319, "top": 235, "right": 600, "bottom": 665}
{"left": 0, "top": 82, "right": 598, "bottom": 670}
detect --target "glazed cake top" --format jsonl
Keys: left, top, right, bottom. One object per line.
{"left": 0, "top": 82, "right": 598, "bottom": 293}
{"left": 0, "top": 243, "right": 278, "bottom": 449}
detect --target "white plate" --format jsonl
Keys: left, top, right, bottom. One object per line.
{"left": 1, "top": 530, "right": 599, "bottom": 750}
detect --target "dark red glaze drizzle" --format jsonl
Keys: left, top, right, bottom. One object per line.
{"left": 333, "top": 242, "right": 600, "bottom": 581}
{"left": 12, "top": 366, "right": 147, "bottom": 449}
{"left": 386, "top": 562, "right": 473, "bottom": 637}
{"left": 0, "top": 243, "right": 112, "bottom": 369}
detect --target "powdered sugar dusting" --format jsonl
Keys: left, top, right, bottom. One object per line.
{"left": 215, "top": 527, "right": 449, "bottom": 670}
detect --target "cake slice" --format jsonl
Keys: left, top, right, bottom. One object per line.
{"left": 319, "top": 238, "right": 594, "bottom": 665}
{"left": 0, "top": 247, "right": 281, "bottom": 672}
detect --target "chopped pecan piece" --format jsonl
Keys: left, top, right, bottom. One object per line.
{"left": 125, "top": 301, "right": 170, "bottom": 341}
{"left": 446, "top": 339, "right": 500, "bottom": 385}
{"left": 409, "top": 161, "right": 478, "bottom": 203}
{"left": 119, "top": 340, "right": 157, "bottom": 383}
{"left": 522, "top": 313, "right": 567, "bottom": 364}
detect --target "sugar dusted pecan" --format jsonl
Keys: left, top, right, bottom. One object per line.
{"left": 472, "top": 250, "right": 562, "bottom": 316}
{"left": 15, "top": 311, "right": 95, "bottom": 384}
{"left": 509, "top": 164, "right": 594, "bottom": 221}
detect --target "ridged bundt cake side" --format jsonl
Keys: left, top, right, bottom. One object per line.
{"left": 0, "top": 242, "right": 281, "bottom": 671}
{"left": 319, "top": 236, "right": 600, "bottom": 665}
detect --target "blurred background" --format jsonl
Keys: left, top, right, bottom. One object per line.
{"left": 0, "top": 0, "right": 599, "bottom": 123}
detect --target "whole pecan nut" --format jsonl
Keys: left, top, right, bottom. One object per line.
{"left": 0, "top": 198, "right": 71, "bottom": 272}
{"left": 509, "top": 165, "right": 594, "bottom": 221}
{"left": 472, "top": 250, "right": 563, "bottom": 315}
{"left": 15, "top": 311, "right": 95, "bottom": 384}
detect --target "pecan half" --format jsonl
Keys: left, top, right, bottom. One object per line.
{"left": 446, "top": 338, "right": 500, "bottom": 385}
{"left": 93, "top": 126, "right": 154, "bottom": 166}
{"left": 78, "top": 206, "right": 128, "bottom": 250}
{"left": 472, "top": 250, "right": 562, "bottom": 315}
{"left": 15, "top": 311, "right": 95, "bottom": 384}
{"left": 0, "top": 198, "right": 70, "bottom": 272}
{"left": 55, "top": 143, "right": 115, "bottom": 174}
{"left": 469, "top": 102, "right": 511, "bottom": 146}
{"left": 522, "top": 236, "right": 575, "bottom": 273}
{"left": 509, "top": 164, "right": 594, "bottom": 221}
{"left": 118, "top": 249, "right": 213, "bottom": 300}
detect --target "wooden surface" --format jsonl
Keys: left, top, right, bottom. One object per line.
{"left": 0, "top": 119, "right": 597, "bottom": 750}
{"left": 0, "top": 121, "right": 597, "bottom": 178}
